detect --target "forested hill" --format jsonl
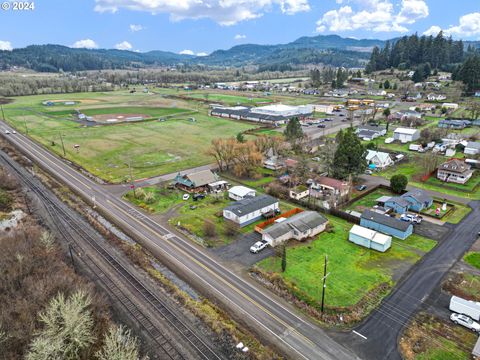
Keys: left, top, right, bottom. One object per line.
{"left": 0, "top": 35, "right": 383, "bottom": 72}
{"left": 1, "top": 35, "right": 478, "bottom": 73}
{"left": 0, "top": 45, "right": 192, "bottom": 72}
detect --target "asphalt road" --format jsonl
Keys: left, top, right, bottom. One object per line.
{"left": 0, "top": 122, "right": 360, "bottom": 360}
{"left": 340, "top": 200, "right": 480, "bottom": 359}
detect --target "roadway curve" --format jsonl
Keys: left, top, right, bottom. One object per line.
{"left": 0, "top": 121, "right": 359, "bottom": 360}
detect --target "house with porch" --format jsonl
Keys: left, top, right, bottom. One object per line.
{"left": 174, "top": 170, "right": 226, "bottom": 193}
{"left": 366, "top": 150, "right": 393, "bottom": 169}
{"left": 437, "top": 159, "right": 474, "bottom": 184}
{"left": 223, "top": 195, "right": 279, "bottom": 227}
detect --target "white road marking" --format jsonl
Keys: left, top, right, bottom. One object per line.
{"left": 352, "top": 330, "right": 367, "bottom": 340}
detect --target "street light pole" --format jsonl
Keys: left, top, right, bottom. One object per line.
{"left": 59, "top": 133, "right": 66, "bottom": 157}
{"left": 128, "top": 158, "right": 136, "bottom": 198}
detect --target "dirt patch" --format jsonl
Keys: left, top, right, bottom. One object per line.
{"left": 92, "top": 113, "right": 149, "bottom": 123}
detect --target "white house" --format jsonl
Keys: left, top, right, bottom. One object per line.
{"left": 393, "top": 128, "right": 420, "bottom": 143}
{"left": 289, "top": 186, "right": 309, "bottom": 200}
{"left": 427, "top": 93, "right": 447, "bottom": 101}
{"left": 366, "top": 150, "right": 393, "bottom": 169}
{"left": 465, "top": 142, "right": 480, "bottom": 156}
{"left": 262, "top": 211, "right": 328, "bottom": 247}
{"left": 223, "top": 195, "right": 279, "bottom": 227}
{"left": 442, "top": 103, "right": 459, "bottom": 111}
{"left": 228, "top": 186, "right": 256, "bottom": 201}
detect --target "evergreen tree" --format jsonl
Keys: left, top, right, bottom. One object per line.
{"left": 384, "top": 80, "right": 391, "bottom": 89}
{"left": 284, "top": 117, "right": 304, "bottom": 142}
{"left": 281, "top": 245, "right": 287, "bottom": 273}
{"left": 236, "top": 132, "right": 245, "bottom": 143}
{"left": 332, "top": 128, "right": 367, "bottom": 179}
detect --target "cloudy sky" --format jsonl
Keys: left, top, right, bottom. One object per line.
{"left": 0, "top": 0, "right": 478, "bottom": 54}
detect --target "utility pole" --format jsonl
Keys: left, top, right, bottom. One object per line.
{"left": 128, "top": 157, "right": 136, "bottom": 198}
{"left": 0, "top": 105, "right": 5, "bottom": 120}
{"left": 321, "top": 255, "right": 329, "bottom": 313}
{"left": 59, "top": 133, "right": 66, "bottom": 157}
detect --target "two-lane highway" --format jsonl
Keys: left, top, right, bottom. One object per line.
{"left": 0, "top": 121, "right": 360, "bottom": 360}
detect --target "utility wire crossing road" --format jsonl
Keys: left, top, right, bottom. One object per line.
{"left": 1, "top": 121, "right": 360, "bottom": 360}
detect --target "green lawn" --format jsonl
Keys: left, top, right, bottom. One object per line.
{"left": 170, "top": 193, "right": 297, "bottom": 247}
{"left": 257, "top": 216, "right": 436, "bottom": 309}
{"left": 464, "top": 252, "right": 480, "bottom": 270}
{"left": 345, "top": 188, "right": 395, "bottom": 212}
{"left": 3, "top": 93, "right": 254, "bottom": 183}
{"left": 123, "top": 186, "right": 184, "bottom": 213}
{"left": 183, "top": 92, "right": 273, "bottom": 106}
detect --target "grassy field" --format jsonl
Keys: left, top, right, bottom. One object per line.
{"left": 181, "top": 92, "right": 273, "bottom": 106}
{"left": 3, "top": 91, "right": 254, "bottom": 183}
{"left": 464, "top": 252, "right": 480, "bottom": 270}
{"left": 258, "top": 216, "right": 436, "bottom": 309}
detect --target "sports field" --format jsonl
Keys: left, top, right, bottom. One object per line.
{"left": 2, "top": 91, "right": 255, "bottom": 183}
{"left": 181, "top": 92, "right": 273, "bottom": 105}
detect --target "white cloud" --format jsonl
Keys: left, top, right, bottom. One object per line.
{"left": 129, "top": 24, "right": 144, "bottom": 32}
{"left": 196, "top": 52, "right": 208, "bottom": 56}
{"left": 423, "top": 12, "right": 480, "bottom": 39}
{"left": 115, "top": 41, "right": 133, "bottom": 50}
{"left": 0, "top": 40, "right": 13, "bottom": 51}
{"left": 423, "top": 25, "right": 442, "bottom": 36}
{"left": 94, "top": 0, "right": 310, "bottom": 26}
{"left": 71, "top": 39, "right": 99, "bottom": 49}
{"left": 234, "top": 34, "right": 247, "bottom": 40}
{"left": 179, "top": 49, "right": 195, "bottom": 55}
{"left": 316, "top": 0, "right": 428, "bottom": 33}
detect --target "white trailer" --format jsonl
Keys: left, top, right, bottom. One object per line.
{"left": 450, "top": 296, "right": 480, "bottom": 321}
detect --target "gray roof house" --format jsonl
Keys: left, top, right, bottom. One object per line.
{"left": 465, "top": 142, "right": 480, "bottom": 156}
{"left": 360, "top": 209, "right": 413, "bottom": 239}
{"left": 223, "top": 195, "right": 279, "bottom": 227}
{"left": 262, "top": 211, "right": 328, "bottom": 247}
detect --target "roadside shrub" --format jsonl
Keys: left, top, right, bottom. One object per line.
{"left": 224, "top": 221, "right": 239, "bottom": 237}
{"left": 203, "top": 221, "right": 216, "bottom": 238}
{"left": 0, "top": 168, "right": 18, "bottom": 190}
{"left": 0, "top": 190, "right": 13, "bottom": 211}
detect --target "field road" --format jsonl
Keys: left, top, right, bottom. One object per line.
{"left": 0, "top": 120, "right": 360, "bottom": 360}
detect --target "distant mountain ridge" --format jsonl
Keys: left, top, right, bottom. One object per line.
{"left": 0, "top": 35, "right": 478, "bottom": 72}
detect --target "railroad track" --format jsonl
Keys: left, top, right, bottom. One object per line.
{"left": 0, "top": 151, "right": 223, "bottom": 360}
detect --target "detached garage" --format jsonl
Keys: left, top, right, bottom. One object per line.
{"left": 349, "top": 225, "right": 392, "bottom": 252}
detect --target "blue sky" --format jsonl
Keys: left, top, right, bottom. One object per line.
{"left": 0, "top": 0, "right": 478, "bottom": 54}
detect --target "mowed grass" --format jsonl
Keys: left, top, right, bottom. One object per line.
{"left": 3, "top": 92, "right": 254, "bottom": 183}
{"left": 46, "top": 106, "right": 188, "bottom": 118}
{"left": 183, "top": 92, "right": 273, "bottom": 105}
{"left": 258, "top": 216, "right": 436, "bottom": 308}
{"left": 464, "top": 252, "right": 480, "bottom": 270}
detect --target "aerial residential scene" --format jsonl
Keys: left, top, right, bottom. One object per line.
{"left": 1, "top": 1, "right": 480, "bottom": 359}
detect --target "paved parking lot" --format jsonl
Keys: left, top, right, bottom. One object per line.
{"left": 413, "top": 220, "right": 451, "bottom": 241}
{"left": 210, "top": 232, "right": 276, "bottom": 267}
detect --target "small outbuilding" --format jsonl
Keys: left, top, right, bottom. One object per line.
{"left": 349, "top": 225, "right": 392, "bottom": 252}
{"left": 228, "top": 186, "right": 256, "bottom": 201}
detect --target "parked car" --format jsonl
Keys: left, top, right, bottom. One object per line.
{"left": 450, "top": 313, "right": 480, "bottom": 332}
{"left": 250, "top": 240, "right": 269, "bottom": 254}
{"left": 193, "top": 194, "right": 205, "bottom": 201}
{"left": 450, "top": 296, "right": 480, "bottom": 321}
{"left": 182, "top": 194, "right": 190, "bottom": 201}
{"left": 312, "top": 157, "right": 321, "bottom": 162}
{"left": 365, "top": 170, "right": 373, "bottom": 175}
{"left": 4, "top": 129, "right": 10, "bottom": 134}
{"left": 355, "top": 185, "right": 367, "bottom": 191}
{"left": 400, "top": 213, "right": 423, "bottom": 224}
{"left": 317, "top": 124, "right": 326, "bottom": 128}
